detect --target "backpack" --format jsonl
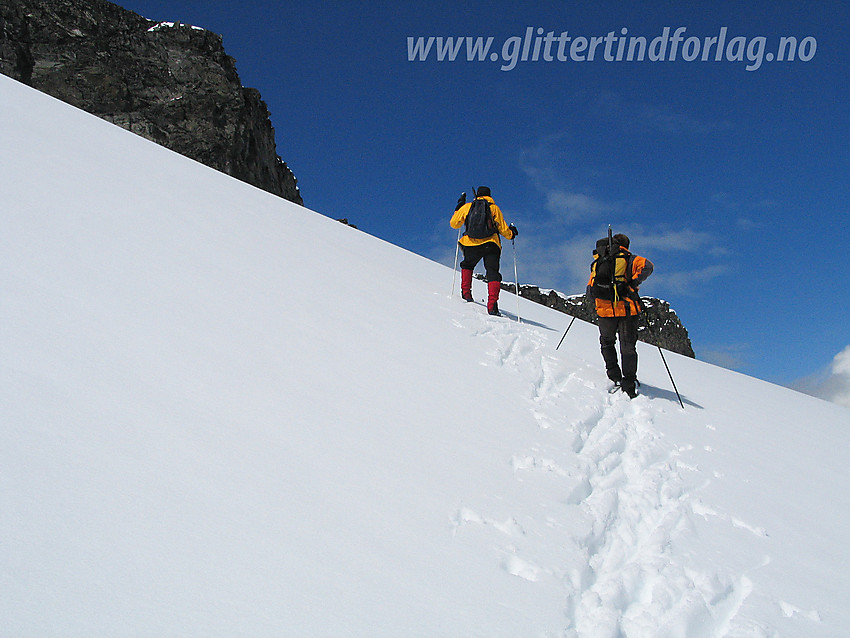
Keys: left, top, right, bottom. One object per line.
{"left": 464, "top": 198, "right": 496, "bottom": 239}
{"left": 590, "top": 237, "right": 633, "bottom": 302}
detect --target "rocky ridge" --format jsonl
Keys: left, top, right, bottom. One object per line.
{"left": 493, "top": 280, "right": 695, "bottom": 358}
{"left": 0, "top": 0, "right": 302, "bottom": 204}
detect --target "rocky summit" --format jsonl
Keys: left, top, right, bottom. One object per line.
{"left": 0, "top": 0, "right": 302, "bottom": 204}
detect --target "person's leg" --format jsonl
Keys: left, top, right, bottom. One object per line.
{"left": 597, "top": 317, "right": 622, "bottom": 382}
{"left": 619, "top": 315, "right": 640, "bottom": 396}
{"left": 460, "top": 267, "right": 474, "bottom": 301}
{"left": 459, "top": 245, "right": 484, "bottom": 302}
{"left": 482, "top": 243, "right": 503, "bottom": 315}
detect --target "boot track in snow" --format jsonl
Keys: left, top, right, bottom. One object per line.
{"left": 451, "top": 306, "right": 769, "bottom": 636}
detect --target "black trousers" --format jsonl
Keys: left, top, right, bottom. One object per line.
{"left": 460, "top": 242, "right": 502, "bottom": 282}
{"left": 598, "top": 315, "right": 639, "bottom": 383}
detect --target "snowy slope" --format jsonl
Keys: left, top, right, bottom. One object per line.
{"left": 2, "top": 74, "right": 850, "bottom": 637}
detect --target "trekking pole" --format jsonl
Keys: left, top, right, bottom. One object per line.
{"left": 450, "top": 190, "right": 468, "bottom": 297}
{"left": 555, "top": 315, "right": 577, "bottom": 350}
{"left": 511, "top": 235, "right": 521, "bottom": 323}
{"left": 555, "top": 293, "right": 585, "bottom": 350}
{"left": 637, "top": 297, "right": 685, "bottom": 409}
{"left": 450, "top": 226, "right": 462, "bottom": 297}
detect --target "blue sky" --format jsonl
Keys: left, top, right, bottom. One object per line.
{"left": 118, "top": 0, "right": 849, "bottom": 388}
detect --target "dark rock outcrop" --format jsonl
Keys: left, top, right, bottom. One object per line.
{"left": 495, "top": 281, "right": 695, "bottom": 358}
{"left": 0, "top": 0, "right": 302, "bottom": 204}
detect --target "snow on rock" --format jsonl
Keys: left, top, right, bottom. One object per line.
{"left": 147, "top": 21, "right": 206, "bottom": 32}
{"left": 2, "top": 74, "right": 850, "bottom": 637}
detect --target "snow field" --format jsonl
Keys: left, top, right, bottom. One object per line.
{"left": 2, "top": 74, "right": 850, "bottom": 637}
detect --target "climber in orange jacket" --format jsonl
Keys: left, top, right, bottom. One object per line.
{"left": 450, "top": 186, "right": 517, "bottom": 316}
{"left": 587, "top": 232, "right": 653, "bottom": 398}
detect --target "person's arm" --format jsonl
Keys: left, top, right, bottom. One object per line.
{"left": 632, "top": 256, "right": 654, "bottom": 287}
{"left": 450, "top": 202, "right": 470, "bottom": 229}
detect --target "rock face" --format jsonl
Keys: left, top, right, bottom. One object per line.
{"left": 498, "top": 282, "right": 695, "bottom": 358}
{"left": 0, "top": 0, "right": 302, "bottom": 204}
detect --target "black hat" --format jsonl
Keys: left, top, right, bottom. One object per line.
{"left": 476, "top": 186, "right": 491, "bottom": 197}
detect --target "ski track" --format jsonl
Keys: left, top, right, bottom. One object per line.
{"left": 454, "top": 307, "right": 774, "bottom": 637}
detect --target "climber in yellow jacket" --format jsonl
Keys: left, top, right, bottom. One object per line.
{"left": 449, "top": 186, "right": 517, "bottom": 316}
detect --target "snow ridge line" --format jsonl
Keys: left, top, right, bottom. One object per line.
{"left": 463, "top": 311, "right": 761, "bottom": 636}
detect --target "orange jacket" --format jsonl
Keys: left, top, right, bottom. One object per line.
{"left": 587, "top": 249, "right": 653, "bottom": 317}
{"left": 449, "top": 196, "right": 513, "bottom": 249}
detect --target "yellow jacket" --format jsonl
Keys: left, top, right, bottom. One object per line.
{"left": 450, "top": 196, "right": 513, "bottom": 248}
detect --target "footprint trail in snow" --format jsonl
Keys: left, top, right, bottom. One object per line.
{"left": 452, "top": 309, "right": 777, "bottom": 637}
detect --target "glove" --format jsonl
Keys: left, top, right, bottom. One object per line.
{"left": 509, "top": 224, "right": 518, "bottom": 239}
{"left": 455, "top": 192, "right": 466, "bottom": 211}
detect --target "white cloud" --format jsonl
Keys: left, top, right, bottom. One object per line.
{"left": 792, "top": 346, "right": 850, "bottom": 409}
{"left": 545, "top": 191, "right": 614, "bottom": 223}
{"left": 627, "top": 227, "right": 728, "bottom": 257}
{"left": 477, "top": 231, "right": 589, "bottom": 295}
{"left": 498, "top": 134, "right": 734, "bottom": 301}
{"left": 831, "top": 346, "right": 850, "bottom": 378}
{"left": 518, "top": 133, "right": 623, "bottom": 228}
{"left": 650, "top": 265, "right": 731, "bottom": 297}
{"left": 498, "top": 209, "right": 731, "bottom": 300}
